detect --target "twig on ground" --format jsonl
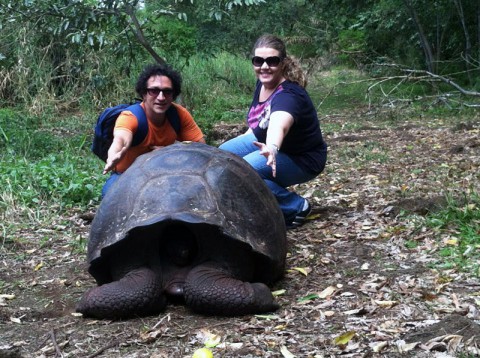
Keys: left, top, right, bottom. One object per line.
{"left": 49, "top": 329, "right": 63, "bottom": 358}
{"left": 86, "top": 339, "right": 122, "bottom": 358}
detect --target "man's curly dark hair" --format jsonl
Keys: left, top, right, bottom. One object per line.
{"left": 135, "top": 63, "right": 182, "bottom": 100}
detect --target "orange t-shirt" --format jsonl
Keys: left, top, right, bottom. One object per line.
{"left": 113, "top": 102, "right": 204, "bottom": 173}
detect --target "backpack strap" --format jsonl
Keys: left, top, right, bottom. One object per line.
{"left": 127, "top": 103, "right": 149, "bottom": 146}
{"left": 166, "top": 105, "right": 181, "bottom": 135}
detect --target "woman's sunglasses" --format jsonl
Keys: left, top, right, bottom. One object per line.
{"left": 147, "top": 87, "right": 174, "bottom": 97}
{"left": 251, "top": 56, "right": 283, "bottom": 67}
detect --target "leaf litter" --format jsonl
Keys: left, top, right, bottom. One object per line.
{"left": 1, "top": 115, "right": 480, "bottom": 357}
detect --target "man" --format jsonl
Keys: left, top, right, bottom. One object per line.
{"left": 102, "top": 64, "right": 206, "bottom": 197}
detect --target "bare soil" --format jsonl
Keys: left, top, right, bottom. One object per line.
{"left": 1, "top": 113, "right": 480, "bottom": 357}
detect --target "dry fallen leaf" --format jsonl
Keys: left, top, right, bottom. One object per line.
{"left": 140, "top": 329, "right": 164, "bottom": 343}
{"left": 333, "top": 331, "right": 356, "bottom": 346}
{"left": 10, "top": 317, "right": 22, "bottom": 324}
{"left": 445, "top": 238, "right": 458, "bottom": 246}
{"left": 254, "top": 314, "right": 279, "bottom": 321}
{"left": 216, "top": 342, "right": 243, "bottom": 350}
{"left": 374, "top": 300, "right": 398, "bottom": 308}
{"left": 195, "top": 328, "right": 221, "bottom": 348}
{"left": 344, "top": 307, "right": 366, "bottom": 315}
{"left": 288, "top": 267, "right": 310, "bottom": 276}
{"left": 395, "top": 340, "right": 419, "bottom": 353}
{"left": 272, "top": 289, "right": 286, "bottom": 296}
{"left": 0, "top": 294, "right": 15, "bottom": 306}
{"left": 370, "top": 341, "right": 388, "bottom": 352}
{"left": 318, "top": 286, "right": 336, "bottom": 299}
{"left": 280, "top": 345, "right": 296, "bottom": 358}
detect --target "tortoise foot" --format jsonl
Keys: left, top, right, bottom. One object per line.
{"left": 76, "top": 267, "right": 166, "bottom": 319}
{"left": 184, "top": 265, "right": 279, "bottom": 316}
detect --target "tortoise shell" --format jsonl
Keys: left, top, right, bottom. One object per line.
{"left": 87, "top": 142, "right": 286, "bottom": 283}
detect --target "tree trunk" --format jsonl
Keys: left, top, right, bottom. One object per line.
{"left": 123, "top": 3, "right": 166, "bottom": 65}
{"left": 477, "top": 2, "right": 480, "bottom": 63}
{"left": 402, "top": 0, "right": 435, "bottom": 73}
{"left": 435, "top": 3, "right": 441, "bottom": 69}
{"left": 453, "top": 0, "right": 472, "bottom": 83}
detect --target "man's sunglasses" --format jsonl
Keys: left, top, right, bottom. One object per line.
{"left": 147, "top": 87, "right": 174, "bottom": 97}
{"left": 251, "top": 56, "right": 283, "bottom": 67}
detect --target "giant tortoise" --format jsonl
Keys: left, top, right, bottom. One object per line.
{"left": 77, "top": 142, "right": 287, "bottom": 319}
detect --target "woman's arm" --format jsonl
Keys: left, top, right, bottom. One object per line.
{"left": 254, "top": 110, "right": 294, "bottom": 177}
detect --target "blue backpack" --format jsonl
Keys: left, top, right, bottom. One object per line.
{"left": 91, "top": 102, "right": 180, "bottom": 162}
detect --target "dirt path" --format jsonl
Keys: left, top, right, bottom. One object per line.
{"left": 1, "top": 115, "right": 479, "bottom": 357}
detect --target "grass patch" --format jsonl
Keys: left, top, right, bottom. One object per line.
{"left": 424, "top": 193, "right": 480, "bottom": 275}
{"left": 181, "top": 52, "right": 254, "bottom": 141}
{"left": 311, "top": 67, "right": 369, "bottom": 116}
{"left": 0, "top": 108, "right": 103, "bottom": 243}
{"left": 335, "top": 140, "right": 390, "bottom": 166}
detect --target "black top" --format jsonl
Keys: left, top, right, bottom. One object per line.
{"left": 247, "top": 80, "right": 327, "bottom": 174}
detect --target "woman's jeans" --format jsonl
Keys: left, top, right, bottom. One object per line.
{"left": 219, "top": 133, "right": 317, "bottom": 224}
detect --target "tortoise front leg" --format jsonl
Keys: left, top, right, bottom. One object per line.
{"left": 184, "top": 264, "right": 279, "bottom": 316}
{"left": 76, "top": 267, "right": 166, "bottom": 319}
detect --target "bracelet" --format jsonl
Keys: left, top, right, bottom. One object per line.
{"left": 268, "top": 143, "right": 279, "bottom": 154}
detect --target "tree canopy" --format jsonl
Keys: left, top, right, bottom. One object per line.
{"left": 0, "top": 0, "right": 479, "bottom": 106}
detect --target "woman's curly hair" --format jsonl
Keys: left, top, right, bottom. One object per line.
{"left": 252, "top": 34, "right": 307, "bottom": 88}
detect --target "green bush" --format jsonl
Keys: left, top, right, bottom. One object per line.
{"left": 337, "top": 29, "right": 367, "bottom": 66}
{"left": 0, "top": 154, "right": 100, "bottom": 208}
{"left": 0, "top": 108, "right": 102, "bottom": 215}
{"left": 181, "top": 52, "right": 254, "bottom": 140}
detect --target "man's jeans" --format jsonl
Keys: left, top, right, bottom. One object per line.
{"left": 101, "top": 172, "right": 121, "bottom": 198}
{"left": 219, "top": 133, "right": 317, "bottom": 224}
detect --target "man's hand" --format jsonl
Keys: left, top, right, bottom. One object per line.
{"left": 103, "top": 146, "right": 128, "bottom": 174}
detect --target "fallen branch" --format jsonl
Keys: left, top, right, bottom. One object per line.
{"left": 49, "top": 329, "right": 63, "bottom": 358}
{"left": 361, "top": 63, "right": 480, "bottom": 108}
{"left": 404, "top": 69, "right": 480, "bottom": 97}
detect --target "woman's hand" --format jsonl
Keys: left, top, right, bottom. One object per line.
{"left": 254, "top": 141, "right": 278, "bottom": 177}
{"left": 256, "top": 110, "right": 293, "bottom": 178}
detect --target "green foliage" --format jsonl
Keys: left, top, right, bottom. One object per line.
{"left": 311, "top": 67, "right": 370, "bottom": 116}
{"left": 0, "top": 108, "right": 102, "bottom": 217}
{"left": 404, "top": 240, "right": 419, "bottom": 249}
{"left": 425, "top": 193, "right": 480, "bottom": 275}
{"left": 181, "top": 52, "right": 254, "bottom": 139}
{"left": 146, "top": 16, "right": 197, "bottom": 66}
{"left": 337, "top": 29, "right": 367, "bottom": 65}
{"left": 0, "top": 109, "right": 64, "bottom": 159}
{"left": 1, "top": 154, "right": 98, "bottom": 206}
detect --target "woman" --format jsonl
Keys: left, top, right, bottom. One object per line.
{"left": 219, "top": 34, "right": 327, "bottom": 229}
